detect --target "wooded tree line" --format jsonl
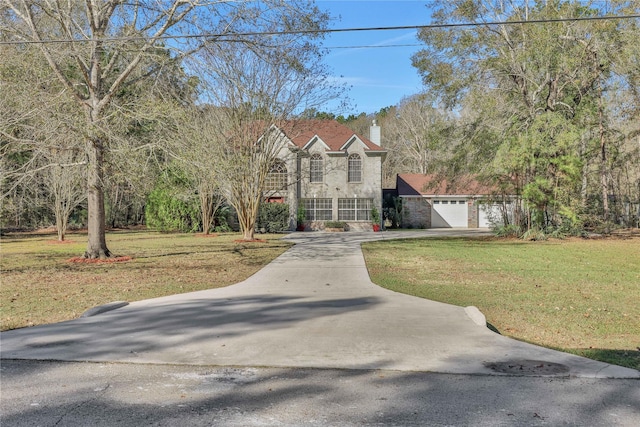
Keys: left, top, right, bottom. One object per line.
{"left": 371, "top": 0, "right": 639, "bottom": 234}
{"left": 1, "top": 0, "right": 638, "bottom": 255}
{"left": 1, "top": 0, "right": 338, "bottom": 255}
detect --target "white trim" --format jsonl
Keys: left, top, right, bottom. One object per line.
{"left": 260, "top": 124, "right": 297, "bottom": 148}
{"left": 340, "top": 135, "right": 366, "bottom": 151}
{"left": 303, "top": 135, "right": 331, "bottom": 150}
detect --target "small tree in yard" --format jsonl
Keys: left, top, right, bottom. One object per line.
{"left": 1, "top": 44, "right": 87, "bottom": 240}
{"left": 169, "top": 108, "right": 226, "bottom": 235}
{"left": 45, "top": 149, "right": 87, "bottom": 241}
{"left": 187, "top": 5, "right": 342, "bottom": 241}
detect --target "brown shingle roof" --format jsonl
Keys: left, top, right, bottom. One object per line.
{"left": 397, "top": 174, "right": 496, "bottom": 196}
{"left": 277, "top": 120, "right": 384, "bottom": 152}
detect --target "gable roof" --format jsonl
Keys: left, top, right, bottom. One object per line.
{"left": 397, "top": 174, "right": 496, "bottom": 196}
{"left": 276, "top": 120, "right": 385, "bottom": 153}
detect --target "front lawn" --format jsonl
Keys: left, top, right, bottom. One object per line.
{"left": 0, "top": 231, "right": 292, "bottom": 331}
{"left": 362, "top": 236, "right": 640, "bottom": 370}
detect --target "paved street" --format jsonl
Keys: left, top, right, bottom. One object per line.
{"left": 2, "top": 360, "right": 639, "bottom": 426}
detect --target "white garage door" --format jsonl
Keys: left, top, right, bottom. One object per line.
{"left": 479, "top": 203, "right": 502, "bottom": 228}
{"left": 431, "top": 199, "right": 468, "bottom": 228}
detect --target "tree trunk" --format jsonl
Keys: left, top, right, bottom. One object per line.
{"left": 239, "top": 204, "right": 256, "bottom": 241}
{"left": 242, "top": 225, "right": 255, "bottom": 241}
{"left": 55, "top": 205, "right": 66, "bottom": 242}
{"left": 199, "top": 188, "right": 214, "bottom": 235}
{"left": 54, "top": 192, "right": 65, "bottom": 242}
{"left": 598, "top": 83, "right": 609, "bottom": 224}
{"left": 579, "top": 134, "right": 589, "bottom": 210}
{"left": 84, "top": 138, "right": 111, "bottom": 258}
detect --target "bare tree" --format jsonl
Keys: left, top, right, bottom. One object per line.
{"left": 2, "top": 1, "right": 206, "bottom": 256}
{"left": 43, "top": 147, "right": 87, "bottom": 241}
{"left": 1, "top": 42, "right": 88, "bottom": 238}
{"left": 384, "top": 94, "right": 455, "bottom": 178}
{"left": 169, "top": 108, "right": 225, "bottom": 234}
{"left": 4, "top": 0, "right": 334, "bottom": 255}
{"left": 179, "top": 9, "right": 341, "bottom": 241}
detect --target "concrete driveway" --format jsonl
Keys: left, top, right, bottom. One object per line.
{"left": 1, "top": 229, "right": 637, "bottom": 378}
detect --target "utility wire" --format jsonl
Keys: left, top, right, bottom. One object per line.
{"left": 327, "top": 44, "right": 422, "bottom": 50}
{"left": 1, "top": 13, "right": 639, "bottom": 45}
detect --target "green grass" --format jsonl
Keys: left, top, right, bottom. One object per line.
{"left": 1, "top": 230, "right": 292, "bottom": 331}
{"left": 362, "top": 236, "right": 640, "bottom": 370}
{"left": 3, "top": 230, "right": 638, "bottom": 370}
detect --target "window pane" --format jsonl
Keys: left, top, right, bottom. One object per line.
{"left": 338, "top": 198, "right": 372, "bottom": 221}
{"left": 338, "top": 198, "right": 355, "bottom": 221}
{"left": 316, "top": 198, "right": 333, "bottom": 220}
{"left": 265, "top": 160, "right": 287, "bottom": 191}
{"left": 356, "top": 198, "right": 372, "bottom": 221}
{"left": 348, "top": 154, "right": 361, "bottom": 183}
{"left": 301, "top": 198, "right": 333, "bottom": 221}
{"left": 310, "top": 154, "right": 323, "bottom": 183}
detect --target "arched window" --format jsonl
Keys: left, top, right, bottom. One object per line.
{"left": 265, "top": 160, "right": 287, "bottom": 191}
{"left": 309, "top": 153, "right": 323, "bottom": 183}
{"left": 348, "top": 153, "right": 362, "bottom": 183}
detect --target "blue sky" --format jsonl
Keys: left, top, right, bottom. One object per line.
{"left": 316, "top": 0, "right": 433, "bottom": 114}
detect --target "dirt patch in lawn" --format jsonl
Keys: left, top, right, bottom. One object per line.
{"left": 66, "top": 256, "right": 133, "bottom": 264}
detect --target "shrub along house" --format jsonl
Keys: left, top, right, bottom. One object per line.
{"left": 264, "top": 120, "right": 386, "bottom": 231}
{"left": 395, "top": 173, "right": 513, "bottom": 228}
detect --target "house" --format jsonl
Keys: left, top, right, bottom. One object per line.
{"left": 265, "top": 119, "right": 386, "bottom": 231}
{"left": 395, "top": 173, "right": 512, "bottom": 228}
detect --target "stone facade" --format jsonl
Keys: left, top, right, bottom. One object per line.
{"left": 267, "top": 120, "right": 386, "bottom": 231}
{"left": 401, "top": 197, "right": 431, "bottom": 229}
{"left": 467, "top": 200, "right": 479, "bottom": 228}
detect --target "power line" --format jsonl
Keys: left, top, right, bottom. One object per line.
{"left": 326, "top": 44, "right": 421, "bottom": 50}
{"left": 1, "top": 13, "right": 639, "bottom": 46}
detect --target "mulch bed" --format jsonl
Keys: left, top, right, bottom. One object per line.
{"left": 66, "top": 256, "right": 133, "bottom": 264}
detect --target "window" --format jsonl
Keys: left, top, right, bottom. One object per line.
{"left": 347, "top": 154, "right": 362, "bottom": 182}
{"left": 309, "top": 153, "right": 323, "bottom": 183}
{"left": 338, "top": 198, "right": 372, "bottom": 221}
{"left": 301, "top": 198, "right": 332, "bottom": 221}
{"left": 265, "top": 160, "right": 287, "bottom": 191}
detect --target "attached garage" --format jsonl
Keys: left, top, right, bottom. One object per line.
{"left": 396, "top": 174, "right": 510, "bottom": 229}
{"left": 431, "top": 199, "right": 468, "bottom": 228}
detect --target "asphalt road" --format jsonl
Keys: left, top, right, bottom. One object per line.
{"left": 2, "top": 360, "right": 639, "bottom": 426}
